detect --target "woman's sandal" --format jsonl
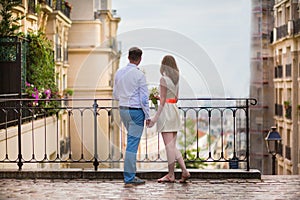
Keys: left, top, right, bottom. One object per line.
{"left": 157, "top": 175, "right": 175, "bottom": 183}
{"left": 179, "top": 172, "right": 191, "bottom": 183}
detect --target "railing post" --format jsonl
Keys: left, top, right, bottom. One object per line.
{"left": 246, "top": 99, "right": 250, "bottom": 171}
{"left": 93, "top": 100, "right": 99, "bottom": 170}
{"left": 17, "top": 99, "right": 23, "bottom": 170}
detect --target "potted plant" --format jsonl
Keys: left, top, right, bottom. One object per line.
{"left": 284, "top": 101, "right": 290, "bottom": 109}
{"left": 63, "top": 88, "right": 73, "bottom": 97}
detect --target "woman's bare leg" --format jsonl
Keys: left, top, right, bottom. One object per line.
{"left": 159, "top": 132, "right": 176, "bottom": 180}
{"left": 172, "top": 133, "right": 189, "bottom": 176}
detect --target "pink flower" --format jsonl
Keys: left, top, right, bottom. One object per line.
{"left": 32, "top": 89, "right": 39, "bottom": 103}
{"left": 44, "top": 89, "right": 51, "bottom": 99}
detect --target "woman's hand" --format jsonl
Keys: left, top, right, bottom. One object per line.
{"left": 147, "top": 119, "right": 156, "bottom": 128}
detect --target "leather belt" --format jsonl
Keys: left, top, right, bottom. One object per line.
{"left": 119, "top": 106, "right": 142, "bottom": 110}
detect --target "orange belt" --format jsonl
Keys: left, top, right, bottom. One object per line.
{"left": 166, "top": 98, "right": 177, "bottom": 103}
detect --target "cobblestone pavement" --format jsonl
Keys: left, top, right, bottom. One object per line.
{"left": 0, "top": 175, "right": 300, "bottom": 200}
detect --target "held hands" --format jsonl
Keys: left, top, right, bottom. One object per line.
{"left": 146, "top": 104, "right": 161, "bottom": 128}
{"left": 146, "top": 118, "right": 156, "bottom": 128}
{"left": 148, "top": 119, "right": 155, "bottom": 128}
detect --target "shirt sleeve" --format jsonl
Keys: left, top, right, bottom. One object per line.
{"left": 139, "top": 73, "right": 150, "bottom": 119}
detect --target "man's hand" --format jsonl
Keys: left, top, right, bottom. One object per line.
{"left": 146, "top": 119, "right": 151, "bottom": 127}
{"left": 147, "top": 119, "right": 156, "bottom": 128}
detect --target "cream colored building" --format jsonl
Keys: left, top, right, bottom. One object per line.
{"left": 66, "top": 0, "right": 121, "bottom": 168}
{"left": 0, "top": 0, "right": 72, "bottom": 168}
{"left": 271, "top": 0, "right": 300, "bottom": 175}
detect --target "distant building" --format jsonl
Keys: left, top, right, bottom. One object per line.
{"left": 271, "top": 0, "right": 299, "bottom": 175}
{"left": 250, "top": 0, "right": 300, "bottom": 175}
{"left": 249, "top": 0, "right": 275, "bottom": 174}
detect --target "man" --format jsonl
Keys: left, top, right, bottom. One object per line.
{"left": 113, "top": 47, "right": 150, "bottom": 185}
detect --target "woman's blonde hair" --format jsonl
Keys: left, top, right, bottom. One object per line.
{"left": 160, "top": 55, "right": 179, "bottom": 85}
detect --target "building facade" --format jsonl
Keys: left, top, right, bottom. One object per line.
{"left": 0, "top": 0, "right": 72, "bottom": 168}
{"left": 250, "top": 0, "right": 275, "bottom": 174}
{"left": 271, "top": 0, "right": 300, "bottom": 175}
{"left": 250, "top": 0, "right": 300, "bottom": 175}
{"left": 0, "top": 0, "right": 122, "bottom": 169}
{"left": 66, "top": 0, "right": 121, "bottom": 168}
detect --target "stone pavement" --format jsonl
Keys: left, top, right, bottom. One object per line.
{"left": 0, "top": 175, "right": 300, "bottom": 200}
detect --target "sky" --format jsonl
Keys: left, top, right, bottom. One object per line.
{"left": 111, "top": 0, "right": 251, "bottom": 98}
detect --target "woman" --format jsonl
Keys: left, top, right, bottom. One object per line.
{"left": 148, "top": 55, "right": 190, "bottom": 183}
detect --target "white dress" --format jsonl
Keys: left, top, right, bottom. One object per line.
{"left": 157, "top": 76, "right": 181, "bottom": 132}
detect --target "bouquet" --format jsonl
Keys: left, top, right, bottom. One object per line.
{"left": 149, "top": 87, "right": 159, "bottom": 110}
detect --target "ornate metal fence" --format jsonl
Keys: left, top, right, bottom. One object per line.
{"left": 0, "top": 98, "right": 256, "bottom": 171}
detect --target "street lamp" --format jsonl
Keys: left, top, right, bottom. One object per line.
{"left": 265, "top": 126, "right": 282, "bottom": 175}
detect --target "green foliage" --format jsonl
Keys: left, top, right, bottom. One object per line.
{"left": 284, "top": 100, "right": 290, "bottom": 107}
{"left": 178, "top": 118, "right": 197, "bottom": 148}
{"left": 25, "top": 31, "right": 59, "bottom": 110}
{"left": 177, "top": 118, "right": 211, "bottom": 169}
{"left": 181, "top": 148, "right": 209, "bottom": 169}
{"left": 0, "top": 0, "right": 24, "bottom": 36}
{"left": 63, "top": 88, "right": 73, "bottom": 96}
{"left": 26, "top": 32, "right": 56, "bottom": 90}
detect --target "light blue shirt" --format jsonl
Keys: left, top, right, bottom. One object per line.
{"left": 113, "top": 63, "right": 150, "bottom": 119}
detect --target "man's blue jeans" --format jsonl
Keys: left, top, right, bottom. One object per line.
{"left": 119, "top": 108, "right": 145, "bottom": 183}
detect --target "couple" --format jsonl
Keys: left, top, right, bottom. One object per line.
{"left": 113, "top": 47, "right": 190, "bottom": 185}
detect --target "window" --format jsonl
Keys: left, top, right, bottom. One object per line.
{"left": 63, "top": 74, "right": 66, "bottom": 91}
{"left": 286, "top": 129, "right": 290, "bottom": 147}
{"left": 286, "top": 6, "right": 290, "bottom": 24}
{"left": 258, "top": 17, "right": 261, "bottom": 33}
{"left": 278, "top": 11, "right": 282, "bottom": 26}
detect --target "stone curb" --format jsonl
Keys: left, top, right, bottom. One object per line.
{"left": 0, "top": 169, "right": 261, "bottom": 179}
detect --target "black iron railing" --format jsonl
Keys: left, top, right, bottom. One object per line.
{"left": 28, "top": 0, "right": 36, "bottom": 14}
{"left": 294, "top": 18, "right": 300, "bottom": 35}
{"left": 0, "top": 98, "right": 256, "bottom": 171}
{"left": 285, "top": 105, "right": 292, "bottom": 120}
{"left": 276, "top": 24, "right": 288, "bottom": 40}
{"left": 55, "top": 0, "right": 71, "bottom": 18}
{"left": 43, "top": 0, "right": 53, "bottom": 7}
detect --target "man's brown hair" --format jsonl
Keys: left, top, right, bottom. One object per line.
{"left": 128, "top": 47, "right": 143, "bottom": 61}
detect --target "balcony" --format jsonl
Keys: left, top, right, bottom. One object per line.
{"left": 40, "top": 0, "right": 53, "bottom": 7}
{"left": 294, "top": 18, "right": 300, "bottom": 35}
{"left": 285, "top": 105, "right": 292, "bottom": 120}
{"left": 28, "top": 0, "right": 36, "bottom": 14}
{"left": 0, "top": 97, "right": 256, "bottom": 171}
{"left": 55, "top": 0, "right": 71, "bottom": 18}
{"left": 276, "top": 24, "right": 288, "bottom": 40}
